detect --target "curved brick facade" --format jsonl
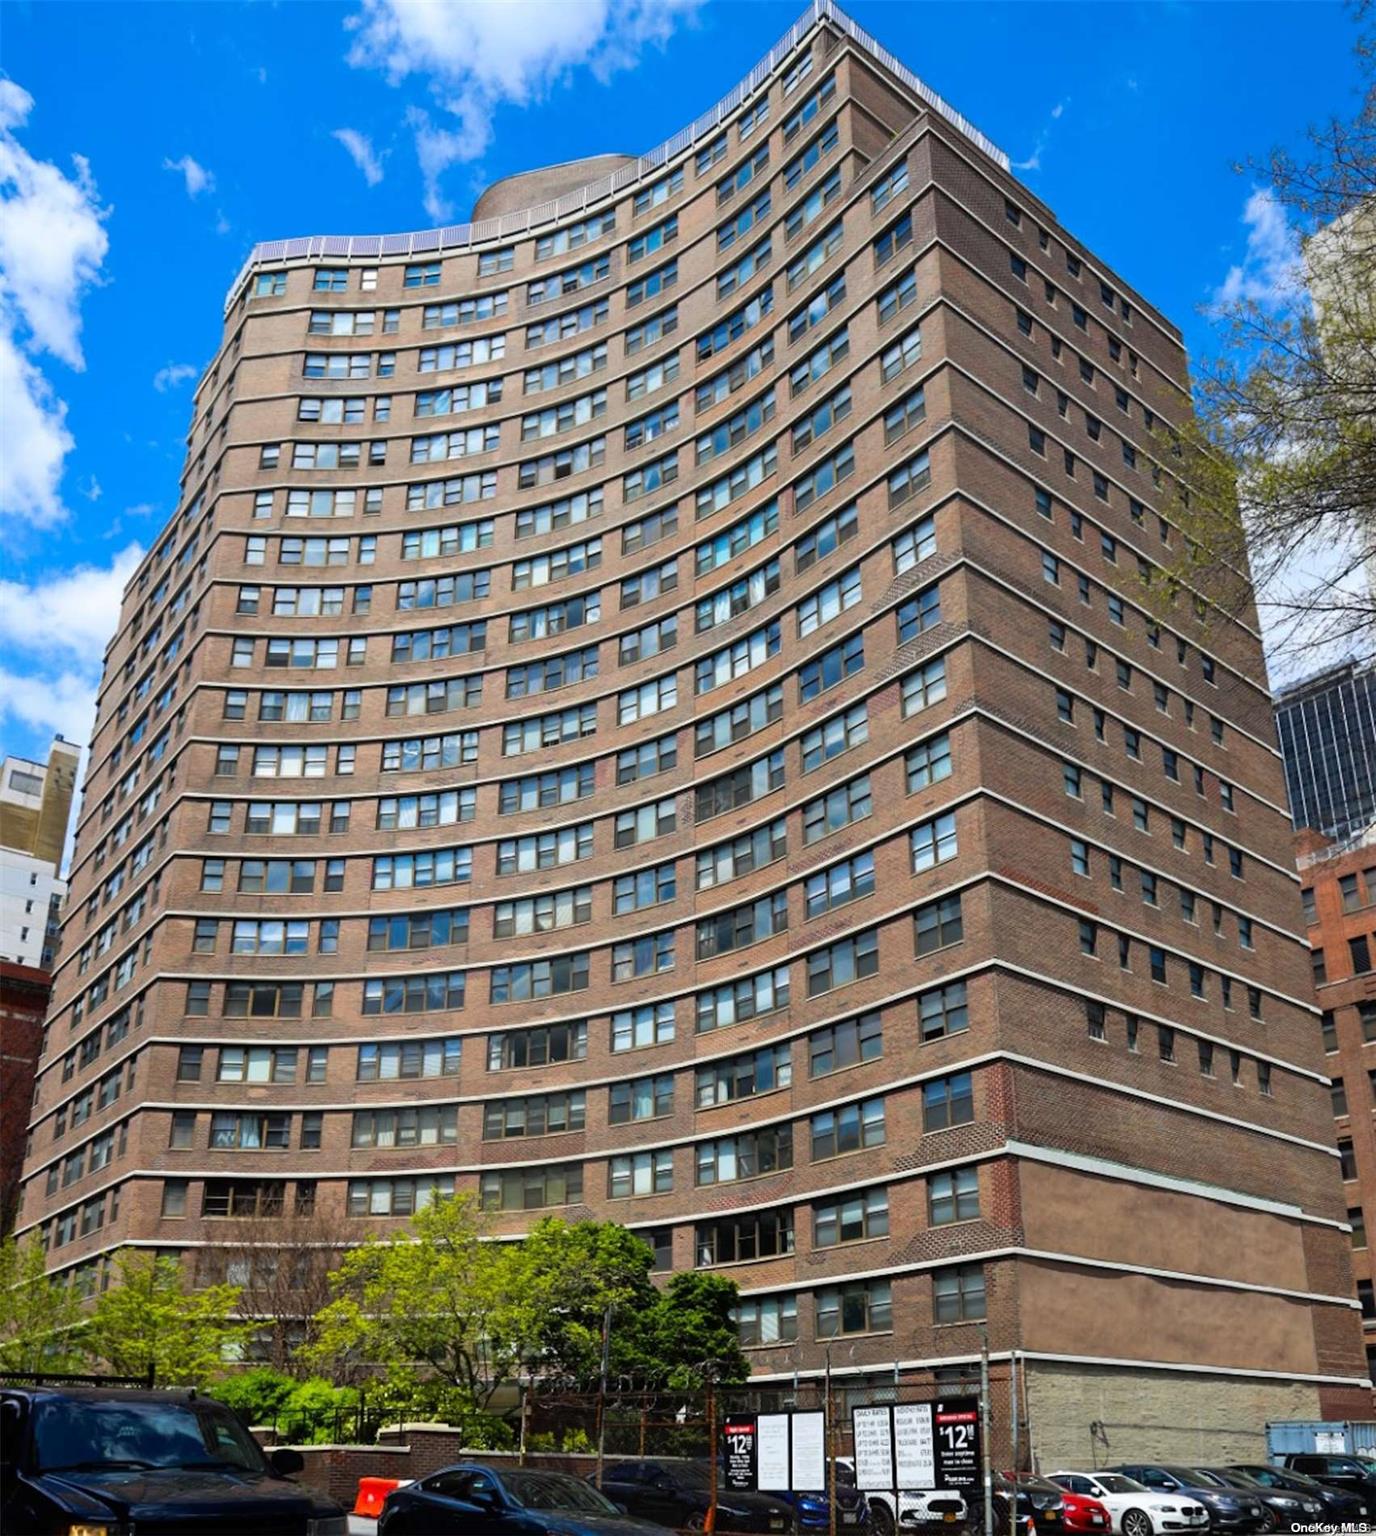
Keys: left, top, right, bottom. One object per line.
{"left": 17, "top": 2, "right": 1368, "bottom": 1433}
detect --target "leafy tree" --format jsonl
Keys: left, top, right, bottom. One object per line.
{"left": 503, "top": 1217, "right": 658, "bottom": 1389}
{"left": 0, "top": 1235, "right": 84, "bottom": 1373}
{"left": 301, "top": 1191, "right": 513, "bottom": 1407}
{"left": 502, "top": 1221, "right": 749, "bottom": 1391}
{"left": 634, "top": 1271, "right": 750, "bottom": 1390}
{"left": 1163, "top": 16, "right": 1376, "bottom": 665}
{"left": 83, "top": 1249, "right": 250, "bottom": 1385}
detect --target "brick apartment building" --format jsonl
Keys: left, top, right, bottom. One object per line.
{"left": 15, "top": 0, "right": 1368, "bottom": 1457}
{"left": 1298, "top": 825, "right": 1376, "bottom": 1385}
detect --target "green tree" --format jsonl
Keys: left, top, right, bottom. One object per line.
{"left": 301, "top": 1192, "right": 513, "bottom": 1407}
{"left": 502, "top": 1222, "right": 749, "bottom": 1391}
{"left": 83, "top": 1249, "right": 249, "bottom": 1385}
{"left": 634, "top": 1271, "right": 750, "bottom": 1390}
{"left": 0, "top": 1235, "right": 84, "bottom": 1373}
{"left": 503, "top": 1217, "right": 658, "bottom": 1389}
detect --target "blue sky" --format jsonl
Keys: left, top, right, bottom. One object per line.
{"left": 0, "top": 0, "right": 1363, "bottom": 773}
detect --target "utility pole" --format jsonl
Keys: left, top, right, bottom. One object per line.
{"left": 1009, "top": 1353, "right": 1020, "bottom": 1536}
{"left": 594, "top": 1304, "right": 612, "bottom": 1491}
{"left": 980, "top": 1333, "right": 993, "bottom": 1536}
{"left": 826, "top": 1342, "right": 837, "bottom": 1536}
{"left": 706, "top": 1366, "right": 718, "bottom": 1536}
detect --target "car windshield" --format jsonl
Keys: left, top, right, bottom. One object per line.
{"left": 1215, "top": 1472, "right": 1259, "bottom": 1490}
{"left": 1092, "top": 1477, "right": 1145, "bottom": 1493}
{"left": 1020, "top": 1479, "right": 1063, "bottom": 1495}
{"left": 504, "top": 1471, "right": 618, "bottom": 1514}
{"left": 33, "top": 1398, "right": 266, "bottom": 1474}
{"left": 669, "top": 1464, "right": 717, "bottom": 1491}
{"left": 1183, "top": 1471, "right": 1230, "bottom": 1489}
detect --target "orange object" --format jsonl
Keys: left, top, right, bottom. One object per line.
{"left": 353, "top": 1476, "right": 403, "bottom": 1518}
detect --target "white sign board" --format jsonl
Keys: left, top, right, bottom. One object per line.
{"left": 893, "top": 1401, "right": 936, "bottom": 1489}
{"left": 1315, "top": 1432, "right": 1347, "bottom": 1454}
{"left": 852, "top": 1404, "right": 895, "bottom": 1492}
{"left": 790, "top": 1410, "right": 826, "bottom": 1492}
{"left": 758, "top": 1414, "right": 792, "bottom": 1490}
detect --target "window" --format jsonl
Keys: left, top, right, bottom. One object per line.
{"left": 803, "top": 773, "right": 871, "bottom": 844}
{"left": 737, "top": 1294, "right": 797, "bottom": 1345}
{"left": 929, "top": 1167, "right": 979, "bottom": 1225}
{"left": 612, "top": 1002, "right": 676, "bottom": 1053}
{"left": 918, "top": 980, "right": 968, "bottom": 1041}
{"left": 923, "top": 1071, "right": 974, "bottom": 1130}
{"left": 814, "top": 1188, "right": 888, "bottom": 1249}
{"left": 806, "top": 929, "right": 879, "bottom": 996}
{"left": 481, "top": 1165, "right": 583, "bottom": 1211}
{"left": 933, "top": 1263, "right": 986, "bottom": 1323}
{"left": 817, "top": 1279, "right": 891, "bottom": 1337}
{"left": 912, "top": 811, "right": 957, "bottom": 871}
{"left": 608, "top": 1150, "right": 674, "bottom": 1199}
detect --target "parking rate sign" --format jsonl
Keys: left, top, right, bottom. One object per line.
{"left": 723, "top": 1417, "right": 758, "bottom": 1492}
{"left": 932, "top": 1400, "right": 981, "bottom": 1491}
{"left": 851, "top": 1400, "right": 982, "bottom": 1492}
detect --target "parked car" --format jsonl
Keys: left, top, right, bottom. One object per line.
{"left": 1276, "top": 1453, "right": 1376, "bottom": 1517}
{"left": 1043, "top": 1483, "right": 1112, "bottom": 1533}
{"left": 835, "top": 1455, "right": 965, "bottom": 1536}
{"left": 1197, "top": 1469, "right": 1325, "bottom": 1532}
{"left": 1107, "top": 1466, "right": 1265, "bottom": 1533}
{"left": 379, "top": 1464, "right": 673, "bottom": 1536}
{"left": 597, "top": 1459, "right": 794, "bottom": 1532}
{"left": 0, "top": 1382, "right": 347, "bottom": 1536}
{"left": 963, "top": 1474, "right": 1065, "bottom": 1536}
{"left": 1228, "top": 1463, "right": 1368, "bottom": 1526}
{"left": 764, "top": 1484, "right": 870, "bottom": 1529}
{"left": 763, "top": 1460, "right": 871, "bottom": 1530}
{"left": 1047, "top": 1471, "right": 1209, "bottom": 1536}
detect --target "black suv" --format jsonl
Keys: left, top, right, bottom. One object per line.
{"left": 0, "top": 1382, "right": 348, "bottom": 1535}
{"left": 1277, "top": 1454, "right": 1376, "bottom": 1518}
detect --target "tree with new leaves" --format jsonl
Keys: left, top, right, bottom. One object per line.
{"left": 1166, "top": 11, "right": 1376, "bottom": 665}
{"left": 83, "top": 1249, "right": 250, "bottom": 1385}
{"left": 498, "top": 1218, "right": 748, "bottom": 1391}
{"left": 301, "top": 1191, "right": 514, "bottom": 1406}
{"left": 0, "top": 1235, "right": 84, "bottom": 1373}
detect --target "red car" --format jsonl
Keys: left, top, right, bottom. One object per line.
{"left": 1053, "top": 1486, "right": 1113, "bottom": 1534}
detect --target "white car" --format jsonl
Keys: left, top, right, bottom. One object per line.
{"left": 1047, "top": 1473, "right": 1209, "bottom": 1536}
{"left": 835, "top": 1457, "right": 967, "bottom": 1536}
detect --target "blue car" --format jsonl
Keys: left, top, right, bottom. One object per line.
{"left": 379, "top": 1463, "right": 674, "bottom": 1536}
{"left": 764, "top": 1476, "right": 872, "bottom": 1531}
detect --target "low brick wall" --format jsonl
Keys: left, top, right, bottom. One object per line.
{"left": 276, "top": 1426, "right": 602, "bottom": 1510}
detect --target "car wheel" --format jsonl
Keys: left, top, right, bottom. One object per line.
{"left": 1122, "top": 1509, "right": 1154, "bottom": 1536}
{"left": 686, "top": 1512, "right": 708, "bottom": 1531}
{"left": 870, "top": 1503, "right": 896, "bottom": 1536}
{"left": 1258, "top": 1506, "right": 1280, "bottom": 1533}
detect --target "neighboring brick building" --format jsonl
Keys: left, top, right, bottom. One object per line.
{"left": 1, "top": 962, "right": 51, "bottom": 1233}
{"left": 1298, "top": 824, "right": 1376, "bottom": 1386}
{"left": 15, "top": 0, "right": 1368, "bottom": 1457}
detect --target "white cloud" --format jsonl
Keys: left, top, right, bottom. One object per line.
{"left": 346, "top": 0, "right": 701, "bottom": 220}
{"left": 0, "top": 544, "right": 144, "bottom": 748}
{"left": 1213, "top": 187, "right": 1303, "bottom": 309}
{"left": 333, "top": 127, "right": 385, "bottom": 187}
{"left": 153, "top": 360, "right": 198, "bottom": 392}
{"left": 163, "top": 153, "right": 215, "bottom": 198}
{"left": 1012, "top": 97, "right": 1068, "bottom": 173}
{"left": 0, "top": 79, "right": 109, "bottom": 528}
